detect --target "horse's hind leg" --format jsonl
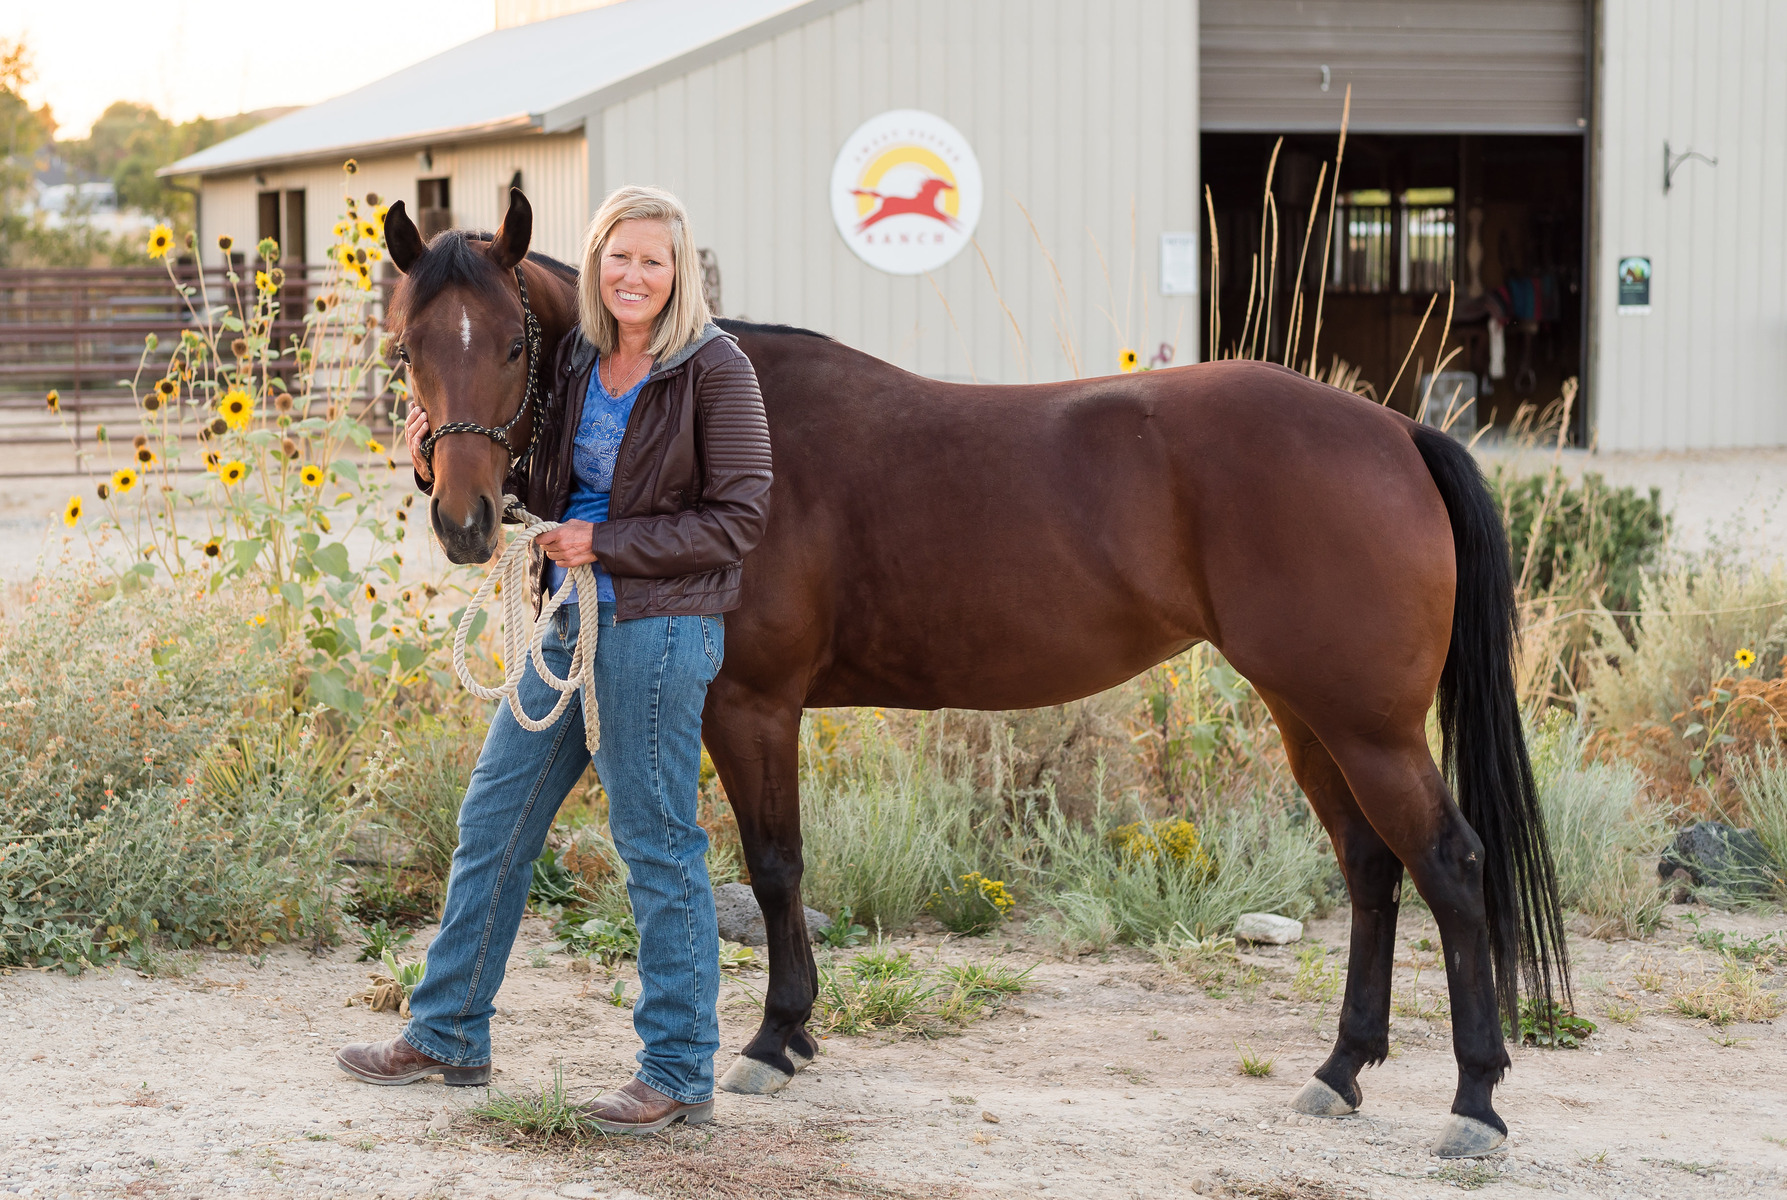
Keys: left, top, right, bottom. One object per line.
{"left": 700, "top": 683, "right": 818, "bottom": 1095}
{"left": 1321, "top": 727, "right": 1511, "bottom": 1157}
{"left": 1261, "top": 693, "right": 1402, "bottom": 1118}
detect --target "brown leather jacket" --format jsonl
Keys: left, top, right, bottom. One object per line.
{"left": 481, "top": 322, "right": 772, "bottom": 619}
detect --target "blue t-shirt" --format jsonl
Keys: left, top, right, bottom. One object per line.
{"left": 543, "top": 357, "right": 648, "bottom": 603}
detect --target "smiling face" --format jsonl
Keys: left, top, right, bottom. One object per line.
{"left": 598, "top": 218, "right": 676, "bottom": 338}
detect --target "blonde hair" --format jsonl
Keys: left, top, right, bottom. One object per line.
{"left": 577, "top": 185, "right": 711, "bottom": 359}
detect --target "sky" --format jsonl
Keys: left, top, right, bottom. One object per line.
{"left": 2, "top": 0, "right": 496, "bottom": 138}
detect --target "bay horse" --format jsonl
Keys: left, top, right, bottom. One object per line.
{"left": 384, "top": 191, "right": 1567, "bottom": 1159}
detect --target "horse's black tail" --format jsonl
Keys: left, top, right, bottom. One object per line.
{"left": 1409, "top": 423, "right": 1571, "bottom": 1027}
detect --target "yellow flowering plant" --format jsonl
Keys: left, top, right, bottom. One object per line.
{"left": 927, "top": 870, "right": 1016, "bottom": 935}
{"left": 63, "top": 163, "right": 470, "bottom": 728}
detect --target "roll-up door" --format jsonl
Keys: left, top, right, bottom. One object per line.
{"left": 1201, "top": 0, "right": 1587, "bottom": 133}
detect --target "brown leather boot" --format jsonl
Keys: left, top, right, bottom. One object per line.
{"left": 335, "top": 1035, "right": 490, "bottom": 1087}
{"left": 577, "top": 1078, "right": 714, "bottom": 1134}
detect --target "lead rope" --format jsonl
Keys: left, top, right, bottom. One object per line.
{"left": 450, "top": 495, "right": 602, "bottom": 754}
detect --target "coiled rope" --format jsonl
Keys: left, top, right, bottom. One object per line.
{"left": 450, "top": 495, "right": 601, "bottom": 754}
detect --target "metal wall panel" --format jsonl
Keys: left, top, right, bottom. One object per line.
{"left": 1202, "top": 0, "right": 1587, "bottom": 133}
{"left": 597, "top": 0, "right": 1200, "bottom": 383}
{"left": 1592, "top": 0, "right": 1787, "bottom": 450}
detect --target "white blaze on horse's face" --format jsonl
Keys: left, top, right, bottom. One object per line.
{"left": 460, "top": 305, "right": 472, "bottom": 352}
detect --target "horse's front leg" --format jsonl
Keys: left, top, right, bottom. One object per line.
{"left": 701, "top": 681, "right": 817, "bottom": 1094}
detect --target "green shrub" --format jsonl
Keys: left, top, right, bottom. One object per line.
{"left": 1729, "top": 746, "right": 1787, "bottom": 881}
{"left": 1528, "top": 711, "right": 1667, "bottom": 937}
{"left": 0, "top": 580, "right": 368, "bottom": 969}
{"left": 1020, "top": 794, "right": 1331, "bottom": 953}
{"left": 1491, "top": 468, "right": 1669, "bottom": 612}
{"left": 797, "top": 713, "right": 983, "bottom": 930}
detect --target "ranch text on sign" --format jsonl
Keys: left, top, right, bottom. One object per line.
{"left": 830, "top": 110, "right": 983, "bottom": 275}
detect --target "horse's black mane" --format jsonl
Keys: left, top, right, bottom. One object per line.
{"left": 391, "top": 230, "right": 577, "bottom": 325}
{"left": 717, "top": 318, "right": 832, "bottom": 341}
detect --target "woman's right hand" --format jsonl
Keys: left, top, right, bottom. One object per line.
{"left": 405, "top": 401, "right": 432, "bottom": 483}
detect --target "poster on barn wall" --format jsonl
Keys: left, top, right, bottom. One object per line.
{"left": 830, "top": 110, "right": 983, "bottom": 275}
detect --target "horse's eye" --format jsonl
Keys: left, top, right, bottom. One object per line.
{"left": 395, "top": 344, "right": 410, "bottom": 364}
{"left": 508, "top": 339, "right": 524, "bottom": 362}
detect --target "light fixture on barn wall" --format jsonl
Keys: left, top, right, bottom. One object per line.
{"left": 1663, "top": 141, "right": 1717, "bottom": 194}
{"left": 418, "top": 147, "right": 433, "bottom": 171}
{"left": 254, "top": 171, "right": 267, "bottom": 187}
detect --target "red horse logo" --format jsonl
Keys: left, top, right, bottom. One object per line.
{"left": 850, "top": 177, "right": 959, "bottom": 233}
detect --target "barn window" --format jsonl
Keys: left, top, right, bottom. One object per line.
{"left": 1329, "top": 187, "right": 1455, "bottom": 295}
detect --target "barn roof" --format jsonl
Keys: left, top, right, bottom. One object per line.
{"left": 160, "top": 0, "right": 835, "bottom": 177}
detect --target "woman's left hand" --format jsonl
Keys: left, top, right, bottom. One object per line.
{"left": 536, "top": 520, "right": 598, "bottom": 568}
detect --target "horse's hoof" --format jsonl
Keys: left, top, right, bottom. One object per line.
{"left": 718, "top": 1054, "right": 795, "bottom": 1095}
{"left": 1290, "top": 1077, "right": 1357, "bottom": 1117}
{"left": 1434, "top": 1115, "right": 1506, "bottom": 1158}
{"left": 788, "top": 1044, "right": 814, "bottom": 1072}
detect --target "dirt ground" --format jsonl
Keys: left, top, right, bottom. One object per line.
{"left": 3, "top": 904, "right": 1783, "bottom": 1200}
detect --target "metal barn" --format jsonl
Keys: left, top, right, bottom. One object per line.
{"left": 164, "top": 0, "right": 1787, "bottom": 451}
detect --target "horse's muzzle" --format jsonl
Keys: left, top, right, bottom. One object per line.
{"left": 431, "top": 493, "right": 500, "bottom": 564}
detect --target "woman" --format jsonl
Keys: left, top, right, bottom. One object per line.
{"left": 336, "top": 186, "right": 773, "bottom": 1133}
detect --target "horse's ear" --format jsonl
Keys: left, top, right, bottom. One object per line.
{"left": 490, "top": 188, "right": 533, "bottom": 271}
{"left": 385, "top": 200, "right": 426, "bottom": 274}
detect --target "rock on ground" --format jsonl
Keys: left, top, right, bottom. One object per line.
{"left": 1660, "top": 820, "right": 1782, "bottom": 899}
{"left": 712, "top": 881, "right": 830, "bottom": 945}
{"left": 1234, "top": 912, "right": 1304, "bottom": 944}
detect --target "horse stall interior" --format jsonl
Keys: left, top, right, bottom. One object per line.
{"left": 1201, "top": 133, "right": 1586, "bottom": 439}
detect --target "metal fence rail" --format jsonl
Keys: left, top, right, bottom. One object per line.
{"left": 0, "top": 265, "right": 395, "bottom": 477}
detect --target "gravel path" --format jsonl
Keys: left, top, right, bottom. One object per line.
{"left": 3, "top": 907, "right": 1783, "bottom": 1199}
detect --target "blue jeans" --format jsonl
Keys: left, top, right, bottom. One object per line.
{"left": 403, "top": 602, "right": 725, "bottom": 1104}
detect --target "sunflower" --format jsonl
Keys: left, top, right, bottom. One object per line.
{"left": 202, "top": 538, "right": 221, "bottom": 558}
{"left": 216, "top": 235, "right": 234, "bottom": 253}
{"left": 134, "top": 445, "right": 155, "bottom": 467}
{"left": 332, "top": 219, "right": 353, "bottom": 239}
{"left": 219, "top": 460, "right": 248, "bottom": 486}
{"left": 300, "top": 464, "right": 325, "bottom": 488}
{"left": 363, "top": 584, "right": 377, "bottom": 601}
{"left": 220, "top": 390, "right": 253, "bottom": 430}
{"left": 1736, "top": 647, "right": 1757, "bottom": 669}
{"left": 255, "top": 270, "right": 273, "bottom": 293}
{"left": 145, "top": 225, "right": 174, "bottom": 259}
{"left": 357, "top": 220, "right": 379, "bottom": 242}
{"left": 203, "top": 450, "right": 221, "bottom": 472}
{"left": 111, "top": 467, "right": 138, "bottom": 494}
{"left": 141, "top": 391, "right": 162, "bottom": 413}
{"left": 374, "top": 204, "right": 390, "bottom": 228}
{"left": 62, "top": 496, "right": 82, "bottom": 527}
{"left": 96, "top": 482, "right": 109, "bottom": 500}
{"left": 1118, "top": 347, "right": 1139, "bottom": 373}
{"left": 156, "top": 377, "right": 177, "bottom": 401}
{"left": 45, "top": 389, "right": 59, "bottom": 413}
{"left": 365, "top": 438, "right": 386, "bottom": 456}
{"left": 249, "top": 613, "right": 268, "bottom": 627}
{"left": 336, "top": 244, "right": 359, "bottom": 269}
{"left": 344, "top": 158, "right": 358, "bottom": 174}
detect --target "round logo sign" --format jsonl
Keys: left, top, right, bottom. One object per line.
{"left": 830, "top": 109, "right": 983, "bottom": 275}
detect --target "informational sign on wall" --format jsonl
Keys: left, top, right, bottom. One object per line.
{"left": 1160, "top": 232, "right": 1200, "bottom": 296}
{"left": 1617, "top": 255, "right": 1652, "bottom": 315}
{"left": 830, "top": 110, "right": 983, "bottom": 275}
